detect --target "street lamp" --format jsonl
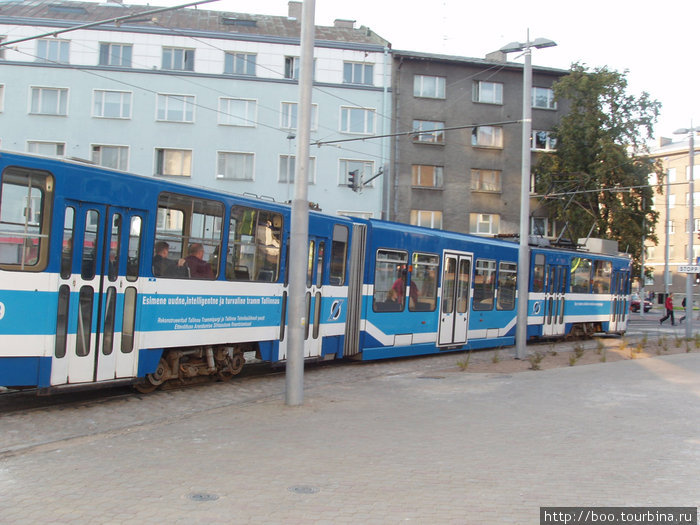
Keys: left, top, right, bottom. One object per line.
{"left": 500, "top": 34, "right": 556, "bottom": 360}
{"left": 674, "top": 125, "right": 699, "bottom": 339}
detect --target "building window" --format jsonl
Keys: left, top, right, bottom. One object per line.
{"left": 472, "top": 126, "right": 503, "bottom": 148}
{"left": 162, "top": 47, "right": 194, "bottom": 71}
{"left": 686, "top": 165, "right": 700, "bottom": 181}
{"left": 685, "top": 192, "right": 700, "bottom": 207}
{"left": 669, "top": 194, "right": 676, "bottom": 209}
{"left": 93, "top": 90, "right": 131, "bottom": 119}
{"left": 27, "top": 141, "right": 65, "bottom": 157}
{"left": 218, "top": 97, "right": 256, "bottom": 127}
{"left": 339, "top": 159, "right": 373, "bottom": 187}
{"left": 224, "top": 52, "right": 256, "bottom": 75}
{"left": 37, "top": 39, "right": 69, "bottom": 64}
{"left": 278, "top": 155, "right": 316, "bottom": 184}
{"left": 532, "top": 86, "right": 556, "bottom": 109}
{"left": 470, "top": 169, "right": 501, "bottom": 192}
{"left": 413, "top": 75, "right": 445, "bottom": 99}
{"left": 156, "top": 94, "right": 195, "bottom": 123}
{"left": 472, "top": 81, "right": 503, "bottom": 104}
{"left": 340, "top": 106, "right": 375, "bottom": 134}
{"left": 92, "top": 145, "right": 128, "bottom": 171}
{"left": 30, "top": 87, "right": 68, "bottom": 116}
{"left": 532, "top": 130, "right": 557, "bottom": 151}
{"left": 155, "top": 148, "right": 192, "bottom": 177}
{"left": 280, "top": 102, "right": 318, "bottom": 130}
{"left": 412, "top": 165, "right": 443, "bottom": 188}
{"left": 216, "top": 151, "right": 254, "bottom": 181}
{"left": 410, "top": 210, "right": 443, "bottom": 229}
{"left": 532, "top": 217, "right": 553, "bottom": 237}
{"left": 284, "top": 56, "right": 299, "bottom": 79}
{"left": 343, "top": 62, "right": 374, "bottom": 85}
{"left": 412, "top": 120, "right": 445, "bottom": 144}
{"left": 99, "top": 43, "right": 132, "bottom": 67}
{"left": 469, "top": 213, "right": 500, "bottom": 235}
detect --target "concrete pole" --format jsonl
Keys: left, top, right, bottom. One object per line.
{"left": 515, "top": 44, "right": 532, "bottom": 360}
{"left": 286, "top": 0, "right": 315, "bottom": 406}
{"left": 686, "top": 130, "right": 695, "bottom": 339}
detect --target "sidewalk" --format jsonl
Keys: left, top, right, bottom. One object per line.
{"left": 1, "top": 351, "right": 699, "bottom": 524}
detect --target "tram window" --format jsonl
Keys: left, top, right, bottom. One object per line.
{"left": 61, "top": 207, "right": 75, "bottom": 279}
{"left": 126, "top": 216, "right": 142, "bottom": 282}
{"left": 532, "top": 253, "right": 545, "bottom": 293}
{"left": 81, "top": 210, "right": 99, "bottom": 280}
{"left": 0, "top": 167, "right": 53, "bottom": 271}
{"left": 592, "top": 260, "right": 611, "bottom": 294}
{"left": 121, "top": 286, "right": 137, "bottom": 353}
{"left": 54, "top": 284, "right": 70, "bottom": 359}
{"left": 570, "top": 257, "right": 592, "bottom": 293}
{"left": 497, "top": 262, "right": 517, "bottom": 310}
{"left": 409, "top": 252, "right": 439, "bottom": 312}
{"left": 473, "top": 259, "right": 496, "bottom": 311}
{"left": 315, "top": 241, "right": 325, "bottom": 287}
{"left": 108, "top": 214, "right": 121, "bottom": 281}
{"left": 330, "top": 225, "right": 348, "bottom": 285}
{"left": 155, "top": 193, "right": 224, "bottom": 279}
{"left": 306, "top": 241, "right": 315, "bottom": 287}
{"left": 102, "top": 287, "right": 117, "bottom": 355}
{"left": 372, "top": 249, "right": 408, "bottom": 312}
{"left": 227, "top": 206, "right": 282, "bottom": 281}
{"left": 76, "top": 286, "right": 94, "bottom": 357}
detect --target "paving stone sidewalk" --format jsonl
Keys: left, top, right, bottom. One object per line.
{"left": 0, "top": 352, "right": 698, "bottom": 524}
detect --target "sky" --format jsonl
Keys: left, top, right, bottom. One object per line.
{"left": 155, "top": 0, "right": 699, "bottom": 141}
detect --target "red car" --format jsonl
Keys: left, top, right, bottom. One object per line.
{"left": 630, "top": 294, "right": 652, "bottom": 313}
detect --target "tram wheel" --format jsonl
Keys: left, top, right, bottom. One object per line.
{"left": 218, "top": 350, "right": 245, "bottom": 381}
{"left": 134, "top": 358, "right": 168, "bottom": 393}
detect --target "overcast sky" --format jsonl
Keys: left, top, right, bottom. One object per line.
{"left": 161, "top": 0, "right": 699, "bottom": 141}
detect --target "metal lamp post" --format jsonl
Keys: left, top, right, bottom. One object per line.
{"left": 674, "top": 125, "right": 699, "bottom": 339}
{"left": 500, "top": 35, "right": 556, "bottom": 360}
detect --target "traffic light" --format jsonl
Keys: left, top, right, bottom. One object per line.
{"left": 347, "top": 170, "right": 360, "bottom": 192}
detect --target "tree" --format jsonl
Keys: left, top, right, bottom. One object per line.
{"left": 534, "top": 63, "right": 663, "bottom": 275}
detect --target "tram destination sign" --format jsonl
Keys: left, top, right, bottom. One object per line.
{"left": 678, "top": 265, "right": 700, "bottom": 273}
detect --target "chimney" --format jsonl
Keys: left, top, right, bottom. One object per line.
{"left": 658, "top": 137, "right": 672, "bottom": 147}
{"left": 288, "top": 1, "right": 302, "bottom": 20}
{"left": 485, "top": 50, "right": 507, "bottom": 63}
{"left": 334, "top": 19, "right": 356, "bottom": 29}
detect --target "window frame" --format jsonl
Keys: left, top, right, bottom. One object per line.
{"left": 91, "top": 144, "right": 129, "bottom": 171}
{"left": 36, "top": 38, "right": 69, "bottom": 64}
{"left": 411, "top": 165, "right": 443, "bottom": 188}
{"left": 409, "top": 210, "right": 443, "bottom": 229}
{"left": 470, "top": 169, "right": 501, "bottom": 193}
{"left": 471, "top": 126, "right": 503, "bottom": 148}
{"left": 278, "top": 155, "right": 316, "bottom": 184}
{"left": 218, "top": 97, "right": 257, "bottom": 127}
{"left": 162, "top": 47, "right": 195, "bottom": 71}
{"left": 280, "top": 101, "right": 318, "bottom": 130}
{"left": 29, "top": 86, "right": 68, "bottom": 116}
{"left": 532, "top": 130, "right": 557, "bottom": 151}
{"left": 93, "top": 89, "right": 132, "bottom": 119}
{"left": 532, "top": 86, "right": 557, "bottom": 109}
{"left": 343, "top": 61, "right": 374, "bottom": 85}
{"left": 98, "top": 43, "right": 132, "bottom": 67}
{"left": 340, "top": 106, "right": 376, "bottom": 135}
{"left": 216, "top": 151, "right": 255, "bottom": 181}
{"left": 339, "top": 159, "right": 374, "bottom": 188}
{"left": 472, "top": 80, "right": 503, "bottom": 104}
{"left": 224, "top": 51, "right": 256, "bottom": 76}
{"left": 413, "top": 75, "right": 446, "bottom": 99}
{"left": 412, "top": 120, "right": 445, "bottom": 144}
{"left": 469, "top": 213, "right": 500, "bottom": 236}
{"left": 155, "top": 148, "right": 192, "bottom": 177}
{"left": 156, "top": 93, "right": 195, "bottom": 123}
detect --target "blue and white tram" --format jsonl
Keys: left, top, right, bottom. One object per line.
{"left": 0, "top": 151, "right": 354, "bottom": 391}
{"left": 0, "top": 151, "right": 632, "bottom": 392}
{"left": 526, "top": 246, "right": 631, "bottom": 339}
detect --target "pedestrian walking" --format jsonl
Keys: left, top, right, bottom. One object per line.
{"left": 679, "top": 297, "right": 687, "bottom": 323}
{"left": 660, "top": 293, "right": 675, "bottom": 326}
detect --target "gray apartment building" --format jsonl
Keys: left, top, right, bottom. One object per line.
{"left": 390, "top": 50, "right": 567, "bottom": 237}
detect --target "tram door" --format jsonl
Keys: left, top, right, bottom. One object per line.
{"left": 52, "top": 202, "right": 145, "bottom": 385}
{"left": 438, "top": 252, "right": 472, "bottom": 346}
{"left": 278, "top": 236, "right": 327, "bottom": 360}
{"left": 542, "top": 265, "right": 567, "bottom": 336}
{"left": 610, "top": 270, "right": 629, "bottom": 332}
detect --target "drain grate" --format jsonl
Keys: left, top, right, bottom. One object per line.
{"left": 188, "top": 492, "right": 220, "bottom": 502}
{"left": 288, "top": 485, "right": 320, "bottom": 494}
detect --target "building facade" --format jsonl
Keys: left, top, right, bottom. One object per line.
{"left": 390, "top": 50, "right": 566, "bottom": 236}
{"left": 645, "top": 135, "right": 700, "bottom": 302}
{"left": 0, "top": 0, "right": 390, "bottom": 218}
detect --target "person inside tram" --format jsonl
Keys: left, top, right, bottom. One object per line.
{"left": 185, "top": 242, "right": 214, "bottom": 279}
{"left": 389, "top": 268, "right": 418, "bottom": 309}
{"left": 152, "top": 241, "right": 187, "bottom": 277}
